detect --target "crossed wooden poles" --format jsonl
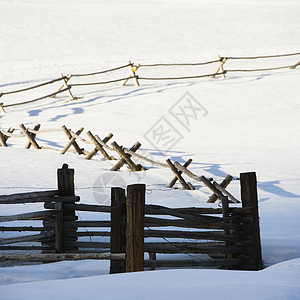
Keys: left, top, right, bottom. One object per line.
{"left": 0, "top": 123, "right": 238, "bottom": 203}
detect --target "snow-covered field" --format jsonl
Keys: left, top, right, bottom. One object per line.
{"left": 0, "top": 0, "right": 300, "bottom": 299}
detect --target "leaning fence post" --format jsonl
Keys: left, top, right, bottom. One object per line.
{"left": 126, "top": 184, "right": 145, "bottom": 272}
{"left": 240, "top": 172, "right": 263, "bottom": 270}
{"left": 110, "top": 187, "right": 127, "bottom": 274}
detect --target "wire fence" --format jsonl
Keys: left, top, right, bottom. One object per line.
{"left": 0, "top": 52, "right": 299, "bottom": 112}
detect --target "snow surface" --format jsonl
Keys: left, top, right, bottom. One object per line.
{"left": 0, "top": 0, "right": 300, "bottom": 299}
{"left": 1, "top": 259, "right": 300, "bottom": 300}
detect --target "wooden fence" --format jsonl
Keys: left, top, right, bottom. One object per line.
{"left": 0, "top": 164, "right": 263, "bottom": 271}
{"left": 0, "top": 52, "right": 299, "bottom": 112}
{"left": 0, "top": 123, "right": 240, "bottom": 203}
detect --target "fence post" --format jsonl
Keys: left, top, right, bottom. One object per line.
{"left": 56, "top": 164, "right": 77, "bottom": 253}
{"left": 126, "top": 184, "right": 145, "bottom": 272}
{"left": 221, "top": 196, "right": 232, "bottom": 261}
{"left": 110, "top": 187, "right": 127, "bottom": 274}
{"left": 55, "top": 201, "right": 64, "bottom": 253}
{"left": 240, "top": 172, "right": 263, "bottom": 270}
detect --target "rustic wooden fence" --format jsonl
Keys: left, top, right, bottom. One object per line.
{"left": 0, "top": 123, "right": 240, "bottom": 203}
{"left": 0, "top": 164, "right": 263, "bottom": 271}
{"left": 1, "top": 52, "right": 299, "bottom": 112}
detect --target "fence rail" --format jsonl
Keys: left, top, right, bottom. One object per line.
{"left": 0, "top": 52, "right": 299, "bottom": 112}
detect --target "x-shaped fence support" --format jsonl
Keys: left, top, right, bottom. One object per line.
{"left": 122, "top": 62, "right": 140, "bottom": 86}
{"left": 166, "top": 159, "right": 194, "bottom": 190}
{"left": 212, "top": 56, "right": 227, "bottom": 78}
{"left": 0, "top": 127, "right": 14, "bottom": 147}
{"left": 61, "top": 125, "right": 85, "bottom": 155}
{"left": 85, "top": 131, "right": 115, "bottom": 160}
{"left": 19, "top": 123, "right": 41, "bottom": 149}
{"left": 110, "top": 141, "right": 145, "bottom": 171}
{"left": 52, "top": 74, "right": 77, "bottom": 101}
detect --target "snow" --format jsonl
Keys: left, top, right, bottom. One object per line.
{"left": 1, "top": 259, "right": 300, "bottom": 300}
{"left": 0, "top": 0, "right": 300, "bottom": 299}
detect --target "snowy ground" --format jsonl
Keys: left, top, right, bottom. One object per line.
{"left": 0, "top": 0, "right": 300, "bottom": 299}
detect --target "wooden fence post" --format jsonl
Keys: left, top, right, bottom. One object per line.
{"left": 55, "top": 201, "right": 64, "bottom": 253}
{"left": 110, "top": 187, "right": 127, "bottom": 274}
{"left": 240, "top": 172, "right": 263, "bottom": 270}
{"left": 56, "top": 164, "right": 77, "bottom": 252}
{"left": 58, "top": 164, "right": 75, "bottom": 197}
{"left": 221, "top": 196, "right": 232, "bottom": 261}
{"left": 126, "top": 184, "right": 145, "bottom": 272}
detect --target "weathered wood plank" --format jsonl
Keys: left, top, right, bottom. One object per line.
{"left": 0, "top": 190, "right": 58, "bottom": 204}
{"left": 0, "top": 246, "right": 52, "bottom": 251}
{"left": 0, "top": 211, "right": 54, "bottom": 222}
{"left": 75, "top": 231, "right": 110, "bottom": 237}
{"left": 144, "top": 258, "right": 242, "bottom": 268}
{"left": 0, "top": 226, "right": 46, "bottom": 232}
{"left": 144, "top": 229, "right": 241, "bottom": 242}
{"left": 44, "top": 202, "right": 110, "bottom": 212}
{"left": 0, "top": 253, "right": 125, "bottom": 262}
{"left": 44, "top": 203, "right": 250, "bottom": 215}
{"left": 145, "top": 216, "right": 241, "bottom": 231}
{"left": 64, "top": 242, "right": 110, "bottom": 248}
{"left": 144, "top": 242, "right": 242, "bottom": 254}
{"left": 145, "top": 204, "right": 223, "bottom": 222}
{"left": 0, "top": 232, "right": 53, "bottom": 245}
{"left": 44, "top": 220, "right": 111, "bottom": 228}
